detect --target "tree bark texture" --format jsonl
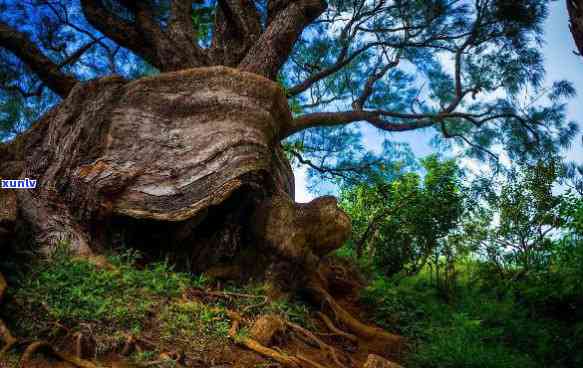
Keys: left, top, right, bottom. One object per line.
{"left": 0, "top": 66, "right": 350, "bottom": 289}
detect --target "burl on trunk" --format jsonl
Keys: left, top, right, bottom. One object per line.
{"left": 0, "top": 66, "right": 348, "bottom": 288}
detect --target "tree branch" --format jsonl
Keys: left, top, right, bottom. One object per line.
{"left": 211, "top": 0, "right": 262, "bottom": 66}
{"left": 0, "top": 21, "right": 78, "bottom": 97}
{"left": 287, "top": 44, "right": 372, "bottom": 97}
{"left": 169, "top": 0, "right": 197, "bottom": 42}
{"left": 167, "top": 1, "right": 211, "bottom": 65}
{"left": 239, "top": 0, "right": 327, "bottom": 80}
{"left": 439, "top": 121, "right": 499, "bottom": 162}
{"left": 290, "top": 150, "right": 354, "bottom": 182}
{"left": 81, "top": 0, "right": 208, "bottom": 71}
{"left": 282, "top": 110, "right": 434, "bottom": 138}
{"left": 80, "top": 0, "right": 161, "bottom": 69}
{"left": 356, "top": 191, "right": 415, "bottom": 258}
{"left": 57, "top": 39, "right": 101, "bottom": 69}
{"left": 352, "top": 53, "right": 401, "bottom": 110}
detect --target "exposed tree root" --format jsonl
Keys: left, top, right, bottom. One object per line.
{"left": 306, "top": 278, "right": 404, "bottom": 355}
{"left": 73, "top": 332, "right": 96, "bottom": 360}
{"left": 19, "top": 341, "right": 99, "bottom": 368}
{"left": 250, "top": 315, "right": 285, "bottom": 345}
{"left": 0, "top": 319, "right": 18, "bottom": 357}
{"left": 226, "top": 309, "right": 352, "bottom": 368}
{"left": 295, "top": 353, "right": 329, "bottom": 368}
{"left": 0, "top": 272, "right": 6, "bottom": 301}
{"left": 118, "top": 333, "right": 157, "bottom": 357}
{"left": 189, "top": 287, "right": 270, "bottom": 315}
{"left": 120, "top": 335, "right": 136, "bottom": 356}
{"left": 188, "top": 288, "right": 266, "bottom": 302}
{"left": 243, "top": 296, "right": 270, "bottom": 313}
{"left": 227, "top": 310, "right": 303, "bottom": 368}
{"left": 135, "top": 351, "right": 186, "bottom": 368}
{"left": 284, "top": 320, "right": 347, "bottom": 368}
{"left": 316, "top": 312, "right": 358, "bottom": 343}
{"left": 119, "top": 333, "right": 186, "bottom": 368}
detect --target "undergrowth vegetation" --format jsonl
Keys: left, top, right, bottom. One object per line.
{"left": 338, "top": 157, "right": 583, "bottom": 368}
{"left": 8, "top": 249, "right": 191, "bottom": 337}
{"left": 0, "top": 247, "right": 313, "bottom": 365}
{"left": 359, "top": 266, "right": 547, "bottom": 368}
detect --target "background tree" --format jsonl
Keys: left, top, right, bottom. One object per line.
{"left": 340, "top": 155, "right": 465, "bottom": 277}
{"left": 479, "top": 159, "right": 564, "bottom": 272}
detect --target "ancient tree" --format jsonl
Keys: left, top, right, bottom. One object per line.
{"left": 0, "top": 0, "right": 578, "bottom": 360}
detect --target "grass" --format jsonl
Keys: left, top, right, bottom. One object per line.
{"left": 1, "top": 247, "right": 235, "bottom": 359}
{"left": 0, "top": 247, "right": 315, "bottom": 363}
{"left": 203, "top": 281, "right": 313, "bottom": 327}
{"left": 7, "top": 249, "right": 193, "bottom": 336}
{"left": 0, "top": 351, "right": 20, "bottom": 368}
{"left": 159, "top": 301, "right": 230, "bottom": 345}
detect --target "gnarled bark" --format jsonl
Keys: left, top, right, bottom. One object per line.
{"left": 0, "top": 66, "right": 349, "bottom": 284}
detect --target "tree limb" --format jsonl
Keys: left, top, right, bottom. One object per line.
{"left": 80, "top": 0, "right": 161, "bottom": 69}
{"left": 352, "top": 53, "right": 401, "bottom": 110}
{"left": 289, "top": 150, "right": 374, "bottom": 182}
{"left": 0, "top": 21, "right": 78, "bottom": 97}
{"left": 282, "top": 110, "right": 434, "bottom": 138}
{"left": 211, "top": 0, "right": 262, "bottom": 66}
{"left": 81, "top": 0, "right": 208, "bottom": 70}
{"left": 239, "top": 0, "right": 327, "bottom": 80}
{"left": 287, "top": 44, "right": 372, "bottom": 97}
{"left": 169, "top": 0, "right": 197, "bottom": 41}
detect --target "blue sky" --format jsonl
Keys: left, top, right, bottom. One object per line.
{"left": 294, "top": 0, "right": 583, "bottom": 202}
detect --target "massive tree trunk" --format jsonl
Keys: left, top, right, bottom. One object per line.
{"left": 0, "top": 66, "right": 403, "bottom": 356}
{"left": 0, "top": 66, "right": 349, "bottom": 291}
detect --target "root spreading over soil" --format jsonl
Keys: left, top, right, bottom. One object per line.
{"left": 0, "top": 257, "right": 404, "bottom": 368}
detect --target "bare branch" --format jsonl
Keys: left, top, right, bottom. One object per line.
{"left": 290, "top": 150, "right": 354, "bottom": 181}
{"left": 439, "top": 121, "right": 499, "bottom": 162}
{"left": 283, "top": 110, "right": 434, "bottom": 138}
{"left": 352, "top": 53, "right": 400, "bottom": 110}
{"left": 0, "top": 21, "right": 78, "bottom": 97}
{"left": 287, "top": 44, "right": 372, "bottom": 97}
{"left": 57, "top": 38, "right": 101, "bottom": 69}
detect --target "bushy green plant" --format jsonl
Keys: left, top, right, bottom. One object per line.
{"left": 360, "top": 263, "right": 579, "bottom": 368}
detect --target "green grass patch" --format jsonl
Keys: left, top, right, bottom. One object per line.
{"left": 7, "top": 249, "right": 196, "bottom": 336}
{"left": 2, "top": 248, "right": 315, "bottom": 361}
{"left": 159, "top": 301, "right": 230, "bottom": 345}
